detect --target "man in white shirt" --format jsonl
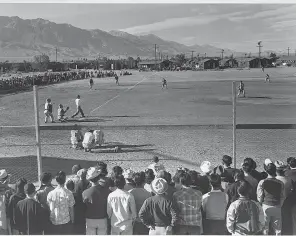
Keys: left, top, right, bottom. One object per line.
{"left": 71, "top": 95, "right": 85, "bottom": 118}
{"left": 44, "top": 98, "right": 54, "bottom": 123}
{"left": 82, "top": 130, "right": 95, "bottom": 152}
{"left": 107, "top": 175, "right": 137, "bottom": 235}
{"left": 148, "top": 156, "right": 165, "bottom": 175}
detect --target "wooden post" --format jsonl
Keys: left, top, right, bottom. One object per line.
{"left": 232, "top": 81, "right": 237, "bottom": 169}
{"left": 33, "top": 86, "right": 42, "bottom": 183}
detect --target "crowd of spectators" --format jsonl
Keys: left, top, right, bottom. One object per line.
{"left": 0, "top": 154, "right": 296, "bottom": 235}
{"left": 0, "top": 70, "right": 132, "bottom": 91}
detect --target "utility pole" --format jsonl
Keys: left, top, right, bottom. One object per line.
{"left": 295, "top": 50, "right": 296, "bottom": 56}
{"left": 190, "top": 50, "right": 195, "bottom": 69}
{"left": 204, "top": 53, "right": 207, "bottom": 58}
{"left": 55, "top": 47, "right": 58, "bottom": 62}
{"left": 154, "top": 44, "right": 157, "bottom": 71}
{"left": 221, "top": 49, "right": 224, "bottom": 60}
{"left": 257, "top": 41, "right": 262, "bottom": 68}
{"left": 287, "top": 47, "right": 290, "bottom": 56}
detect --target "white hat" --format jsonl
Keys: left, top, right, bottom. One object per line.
{"left": 151, "top": 178, "right": 168, "bottom": 195}
{"left": 0, "top": 169, "right": 10, "bottom": 181}
{"left": 200, "top": 161, "right": 212, "bottom": 174}
{"left": 264, "top": 159, "right": 273, "bottom": 166}
{"left": 86, "top": 167, "right": 101, "bottom": 181}
{"left": 123, "top": 169, "right": 134, "bottom": 179}
{"left": 274, "top": 160, "right": 287, "bottom": 169}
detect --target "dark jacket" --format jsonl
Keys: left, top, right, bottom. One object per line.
{"left": 139, "top": 194, "right": 178, "bottom": 227}
{"left": 8, "top": 192, "right": 26, "bottom": 230}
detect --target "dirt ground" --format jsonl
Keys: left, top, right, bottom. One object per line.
{"left": 1, "top": 67, "right": 296, "bottom": 182}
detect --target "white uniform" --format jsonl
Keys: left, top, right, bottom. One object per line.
{"left": 82, "top": 132, "right": 95, "bottom": 149}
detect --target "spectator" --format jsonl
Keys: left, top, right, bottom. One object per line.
{"left": 96, "top": 161, "right": 111, "bottom": 189}
{"left": 71, "top": 164, "right": 82, "bottom": 187}
{"left": 284, "top": 157, "right": 296, "bottom": 234}
{"left": 107, "top": 174, "right": 137, "bottom": 234}
{"left": 226, "top": 181, "right": 264, "bottom": 235}
{"left": 242, "top": 161, "right": 258, "bottom": 200}
{"left": 188, "top": 170, "right": 200, "bottom": 191}
{"left": 35, "top": 172, "right": 54, "bottom": 235}
{"left": 129, "top": 172, "right": 151, "bottom": 235}
{"left": 148, "top": 156, "right": 165, "bottom": 175}
{"left": 275, "top": 160, "right": 293, "bottom": 199}
{"left": 73, "top": 168, "right": 89, "bottom": 235}
{"left": 110, "top": 166, "right": 123, "bottom": 191}
{"left": 199, "top": 161, "right": 212, "bottom": 194}
{"left": 0, "top": 170, "right": 13, "bottom": 235}
{"left": 157, "top": 170, "right": 176, "bottom": 196}
{"left": 173, "top": 171, "right": 203, "bottom": 234}
{"left": 202, "top": 173, "right": 228, "bottom": 235}
{"left": 7, "top": 178, "right": 27, "bottom": 235}
{"left": 123, "top": 169, "right": 135, "bottom": 191}
{"left": 15, "top": 183, "right": 47, "bottom": 235}
{"left": 82, "top": 130, "right": 95, "bottom": 152}
{"left": 47, "top": 171, "right": 75, "bottom": 235}
{"left": 82, "top": 167, "right": 111, "bottom": 235}
{"left": 139, "top": 178, "right": 177, "bottom": 235}
{"left": 257, "top": 161, "right": 285, "bottom": 235}
{"left": 144, "top": 168, "right": 155, "bottom": 194}
{"left": 221, "top": 155, "right": 237, "bottom": 181}
{"left": 225, "top": 170, "right": 245, "bottom": 208}
{"left": 243, "top": 158, "right": 264, "bottom": 182}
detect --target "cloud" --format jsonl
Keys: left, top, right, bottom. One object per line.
{"left": 121, "top": 11, "right": 245, "bottom": 34}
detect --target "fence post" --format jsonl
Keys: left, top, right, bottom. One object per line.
{"left": 232, "top": 81, "right": 237, "bottom": 169}
{"left": 33, "top": 86, "right": 42, "bottom": 184}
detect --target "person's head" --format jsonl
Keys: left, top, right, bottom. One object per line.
{"left": 16, "top": 178, "right": 27, "bottom": 193}
{"left": 178, "top": 171, "right": 192, "bottom": 187}
{"left": 46, "top": 98, "right": 51, "bottom": 103}
{"left": 234, "top": 170, "right": 245, "bottom": 181}
{"left": 200, "top": 161, "right": 213, "bottom": 175}
{"left": 144, "top": 168, "right": 155, "bottom": 184}
{"left": 287, "top": 157, "right": 293, "bottom": 167}
{"left": 209, "top": 173, "right": 221, "bottom": 190}
{"left": 151, "top": 178, "right": 168, "bottom": 195}
{"left": 156, "top": 170, "right": 171, "bottom": 185}
{"left": 274, "top": 161, "right": 287, "bottom": 176}
{"left": 153, "top": 156, "right": 159, "bottom": 163}
{"left": 237, "top": 181, "right": 252, "bottom": 198}
{"left": 133, "top": 172, "right": 145, "bottom": 188}
{"left": 0, "top": 169, "right": 11, "bottom": 185}
{"left": 265, "top": 163, "right": 277, "bottom": 177}
{"left": 77, "top": 95, "right": 80, "bottom": 99}
{"left": 222, "top": 155, "right": 232, "bottom": 167}
{"left": 112, "top": 166, "right": 123, "bottom": 177}
{"left": 56, "top": 171, "right": 66, "bottom": 186}
{"left": 72, "top": 164, "right": 82, "bottom": 175}
{"left": 97, "top": 162, "right": 108, "bottom": 177}
{"left": 243, "top": 158, "right": 257, "bottom": 170}
{"left": 242, "top": 162, "right": 253, "bottom": 174}
{"left": 66, "top": 179, "right": 75, "bottom": 192}
{"left": 77, "top": 168, "right": 87, "bottom": 180}
{"left": 113, "top": 175, "right": 126, "bottom": 189}
{"left": 188, "top": 170, "right": 199, "bottom": 186}
{"left": 40, "top": 172, "right": 52, "bottom": 185}
{"left": 289, "top": 157, "right": 296, "bottom": 168}
{"left": 24, "top": 183, "right": 36, "bottom": 198}
{"left": 59, "top": 104, "right": 63, "bottom": 109}
{"left": 123, "top": 169, "right": 135, "bottom": 183}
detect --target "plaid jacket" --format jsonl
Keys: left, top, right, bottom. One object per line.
{"left": 173, "top": 187, "right": 203, "bottom": 226}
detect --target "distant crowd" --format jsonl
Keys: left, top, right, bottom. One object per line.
{"left": 0, "top": 154, "right": 296, "bottom": 235}
{"left": 0, "top": 70, "right": 132, "bottom": 91}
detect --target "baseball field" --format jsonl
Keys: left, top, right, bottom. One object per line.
{"left": 1, "top": 67, "right": 296, "bottom": 182}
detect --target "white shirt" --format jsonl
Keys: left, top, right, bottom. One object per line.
{"left": 148, "top": 163, "right": 165, "bottom": 175}
{"left": 107, "top": 188, "right": 137, "bottom": 230}
{"left": 75, "top": 98, "right": 81, "bottom": 107}
{"left": 83, "top": 132, "right": 94, "bottom": 145}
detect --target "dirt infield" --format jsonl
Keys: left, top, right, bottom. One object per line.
{"left": 1, "top": 67, "right": 296, "bottom": 182}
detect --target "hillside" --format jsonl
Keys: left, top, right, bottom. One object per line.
{"left": 0, "top": 16, "right": 241, "bottom": 61}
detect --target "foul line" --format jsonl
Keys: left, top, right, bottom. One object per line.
{"left": 89, "top": 72, "right": 159, "bottom": 114}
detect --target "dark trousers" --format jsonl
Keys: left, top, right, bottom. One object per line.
{"left": 203, "top": 219, "right": 227, "bottom": 235}
{"left": 133, "top": 221, "right": 149, "bottom": 235}
{"left": 51, "top": 222, "right": 73, "bottom": 235}
{"left": 72, "top": 106, "right": 85, "bottom": 118}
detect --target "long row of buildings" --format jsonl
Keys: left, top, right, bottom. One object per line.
{"left": 138, "top": 56, "right": 296, "bottom": 70}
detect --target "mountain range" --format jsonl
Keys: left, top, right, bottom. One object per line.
{"left": 0, "top": 16, "right": 246, "bottom": 62}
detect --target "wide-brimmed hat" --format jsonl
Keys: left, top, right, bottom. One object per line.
{"left": 123, "top": 169, "right": 134, "bottom": 179}
{"left": 200, "top": 161, "right": 212, "bottom": 174}
{"left": 0, "top": 169, "right": 10, "bottom": 182}
{"left": 86, "top": 167, "right": 102, "bottom": 181}
{"left": 274, "top": 160, "right": 287, "bottom": 170}
{"left": 151, "top": 178, "right": 168, "bottom": 195}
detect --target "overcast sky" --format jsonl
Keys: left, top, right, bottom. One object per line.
{"left": 0, "top": 3, "right": 295, "bottom": 52}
